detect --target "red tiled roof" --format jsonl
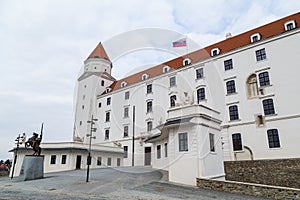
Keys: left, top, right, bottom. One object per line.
{"left": 87, "top": 42, "right": 110, "bottom": 61}
{"left": 106, "top": 12, "right": 300, "bottom": 92}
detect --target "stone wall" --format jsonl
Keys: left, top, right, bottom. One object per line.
{"left": 197, "top": 178, "right": 300, "bottom": 200}
{"left": 224, "top": 158, "right": 300, "bottom": 188}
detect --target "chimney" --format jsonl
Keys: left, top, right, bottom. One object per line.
{"left": 226, "top": 32, "right": 232, "bottom": 39}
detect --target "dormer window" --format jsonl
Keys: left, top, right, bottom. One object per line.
{"left": 211, "top": 48, "right": 220, "bottom": 57}
{"left": 250, "top": 33, "right": 261, "bottom": 43}
{"left": 163, "top": 66, "right": 170, "bottom": 73}
{"left": 142, "top": 74, "right": 149, "bottom": 80}
{"left": 284, "top": 20, "right": 296, "bottom": 31}
{"left": 105, "top": 87, "right": 111, "bottom": 93}
{"left": 183, "top": 58, "right": 191, "bottom": 66}
{"left": 121, "top": 81, "right": 127, "bottom": 88}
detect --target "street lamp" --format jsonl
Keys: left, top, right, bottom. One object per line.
{"left": 86, "top": 115, "right": 97, "bottom": 182}
{"left": 11, "top": 133, "right": 25, "bottom": 179}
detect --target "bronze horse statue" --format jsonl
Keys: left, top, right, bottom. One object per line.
{"left": 25, "top": 133, "right": 42, "bottom": 156}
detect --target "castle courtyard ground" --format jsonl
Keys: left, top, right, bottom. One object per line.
{"left": 0, "top": 167, "right": 268, "bottom": 200}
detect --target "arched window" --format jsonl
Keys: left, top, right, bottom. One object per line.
{"left": 247, "top": 74, "right": 259, "bottom": 98}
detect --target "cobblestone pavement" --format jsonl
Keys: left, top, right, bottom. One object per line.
{"left": 0, "top": 167, "right": 269, "bottom": 200}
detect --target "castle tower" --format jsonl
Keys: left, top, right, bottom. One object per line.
{"left": 73, "top": 43, "right": 115, "bottom": 143}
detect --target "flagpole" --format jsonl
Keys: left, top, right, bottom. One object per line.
{"left": 186, "top": 35, "right": 188, "bottom": 54}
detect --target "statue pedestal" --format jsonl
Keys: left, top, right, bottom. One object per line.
{"left": 20, "top": 155, "right": 44, "bottom": 181}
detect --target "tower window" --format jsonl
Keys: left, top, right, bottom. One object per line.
{"left": 229, "top": 105, "right": 239, "bottom": 121}
{"left": 209, "top": 133, "right": 215, "bottom": 152}
{"left": 157, "top": 145, "right": 161, "bottom": 159}
{"left": 124, "top": 126, "right": 129, "bottom": 137}
{"left": 178, "top": 132, "right": 188, "bottom": 152}
{"left": 259, "top": 72, "right": 270, "bottom": 87}
{"left": 255, "top": 48, "right": 267, "bottom": 61}
{"left": 147, "top": 121, "right": 153, "bottom": 132}
{"left": 101, "top": 80, "right": 104, "bottom": 86}
{"left": 125, "top": 91, "right": 130, "bottom": 100}
{"left": 267, "top": 129, "right": 280, "bottom": 148}
{"left": 105, "top": 129, "right": 110, "bottom": 140}
{"left": 170, "top": 77, "right": 176, "bottom": 87}
{"left": 147, "top": 84, "right": 152, "bottom": 94}
{"left": 197, "top": 88, "right": 205, "bottom": 102}
{"left": 123, "top": 146, "right": 128, "bottom": 158}
{"left": 224, "top": 59, "right": 233, "bottom": 71}
{"left": 226, "top": 80, "right": 236, "bottom": 94}
{"left": 124, "top": 107, "right": 129, "bottom": 118}
{"left": 263, "top": 99, "right": 275, "bottom": 115}
{"left": 232, "top": 133, "right": 242, "bottom": 151}
{"left": 147, "top": 101, "right": 153, "bottom": 113}
{"left": 196, "top": 68, "right": 203, "bottom": 79}
{"left": 105, "top": 112, "right": 110, "bottom": 122}
{"left": 98, "top": 102, "right": 102, "bottom": 108}
{"left": 107, "top": 97, "right": 111, "bottom": 105}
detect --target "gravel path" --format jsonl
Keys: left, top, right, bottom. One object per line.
{"left": 0, "top": 167, "right": 269, "bottom": 200}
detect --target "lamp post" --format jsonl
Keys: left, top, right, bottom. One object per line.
{"left": 11, "top": 133, "right": 25, "bottom": 179}
{"left": 86, "top": 115, "right": 97, "bottom": 182}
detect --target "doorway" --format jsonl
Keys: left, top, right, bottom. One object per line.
{"left": 144, "top": 147, "right": 151, "bottom": 166}
{"left": 76, "top": 155, "right": 81, "bottom": 169}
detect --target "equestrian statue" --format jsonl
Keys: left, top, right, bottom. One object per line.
{"left": 25, "top": 123, "right": 43, "bottom": 156}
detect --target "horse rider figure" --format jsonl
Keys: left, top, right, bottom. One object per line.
{"left": 25, "top": 133, "right": 42, "bottom": 156}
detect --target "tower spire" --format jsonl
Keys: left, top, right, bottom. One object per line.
{"left": 86, "top": 42, "right": 110, "bottom": 61}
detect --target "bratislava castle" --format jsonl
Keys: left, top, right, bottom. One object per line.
{"left": 74, "top": 12, "right": 300, "bottom": 185}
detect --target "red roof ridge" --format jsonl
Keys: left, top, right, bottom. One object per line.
{"left": 103, "top": 11, "right": 300, "bottom": 93}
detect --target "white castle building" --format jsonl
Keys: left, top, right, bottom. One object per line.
{"left": 73, "top": 12, "right": 300, "bottom": 185}
{"left": 10, "top": 12, "right": 300, "bottom": 185}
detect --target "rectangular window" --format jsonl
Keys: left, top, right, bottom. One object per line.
{"left": 229, "top": 105, "right": 239, "bottom": 121}
{"left": 61, "top": 155, "right": 67, "bottom": 164}
{"left": 50, "top": 155, "right": 56, "bottom": 164}
{"left": 147, "top": 84, "right": 152, "bottom": 94}
{"left": 105, "top": 129, "right": 109, "bottom": 140}
{"left": 125, "top": 91, "right": 130, "bottom": 100}
{"left": 117, "top": 158, "right": 121, "bottom": 166}
{"left": 170, "top": 95, "right": 176, "bottom": 107}
{"left": 164, "top": 143, "right": 168, "bottom": 157}
{"left": 267, "top": 129, "right": 280, "bottom": 148}
{"left": 170, "top": 77, "right": 176, "bottom": 87}
{"left": 178, "top": 132, "right": 188, "bottom": 152}
{"left": 147, "top": 101, "right": 153, "bottom": 113}
{"left": 107, "top": 97, "right": 111, "bottom": 105}
{"left": 123, "top": 146, "right": 128, "bottom": 158}
{"left": 259, "top": 72, "right": 270, "bottom": 87}
{"left": 157, "top": 145, "right": 161, "bottom": 159}
{"left": 232, "top": 133, "right": 242, "bottom": 151}
{"left": 147, "top": 121, "right": 152, "bottom": 132}
{"left": 105, "top": 112, "right": 110, "bottom": 122}
{"left": 197, "top": 88, "right": 205, "bottom": 102}
{"left": 124, "top": 126, "right": 129, "bottom": 137}
{"left": 97, "top": 157, "right": 102, "bottom": 166}
{"left": 256, "top": 48, "right": 267, "bottom": 61}
{"left": 224, "top": 59, "right": 233, "bottom": 71}
{"left": 226, "top": 80, "right": 236, "bottom": 94}
{"left": 107, "top": 157, "right": 111, "bottom": 166}
{"left": 124, "top": 107, "right": 129, "bottom": 118}
{"left": 196, "top": 68, "right": 203, "bottom": 79}
{"left": 209, "top": 133, "right": 215, "bottom": 152}
{"left": 263, "top": 99, "right": 275, "bottom": 115}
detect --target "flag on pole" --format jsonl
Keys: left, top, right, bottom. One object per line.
{"left": 172, "top": 38, "right": 187, "bottom": 47}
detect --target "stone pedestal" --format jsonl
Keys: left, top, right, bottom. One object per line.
{"left": 20, "top": 155, "right": 44, "bottom": 181}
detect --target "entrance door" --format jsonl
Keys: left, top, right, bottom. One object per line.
{"left": 144, "top": 147, "right": 151, "bottom": 166}
{"left": 76, "top": 155, "right": 82, "bottom": 169}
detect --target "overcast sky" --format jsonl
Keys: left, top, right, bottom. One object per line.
{"left": 0, "top": 0, "right": 298, "bottom": 159}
